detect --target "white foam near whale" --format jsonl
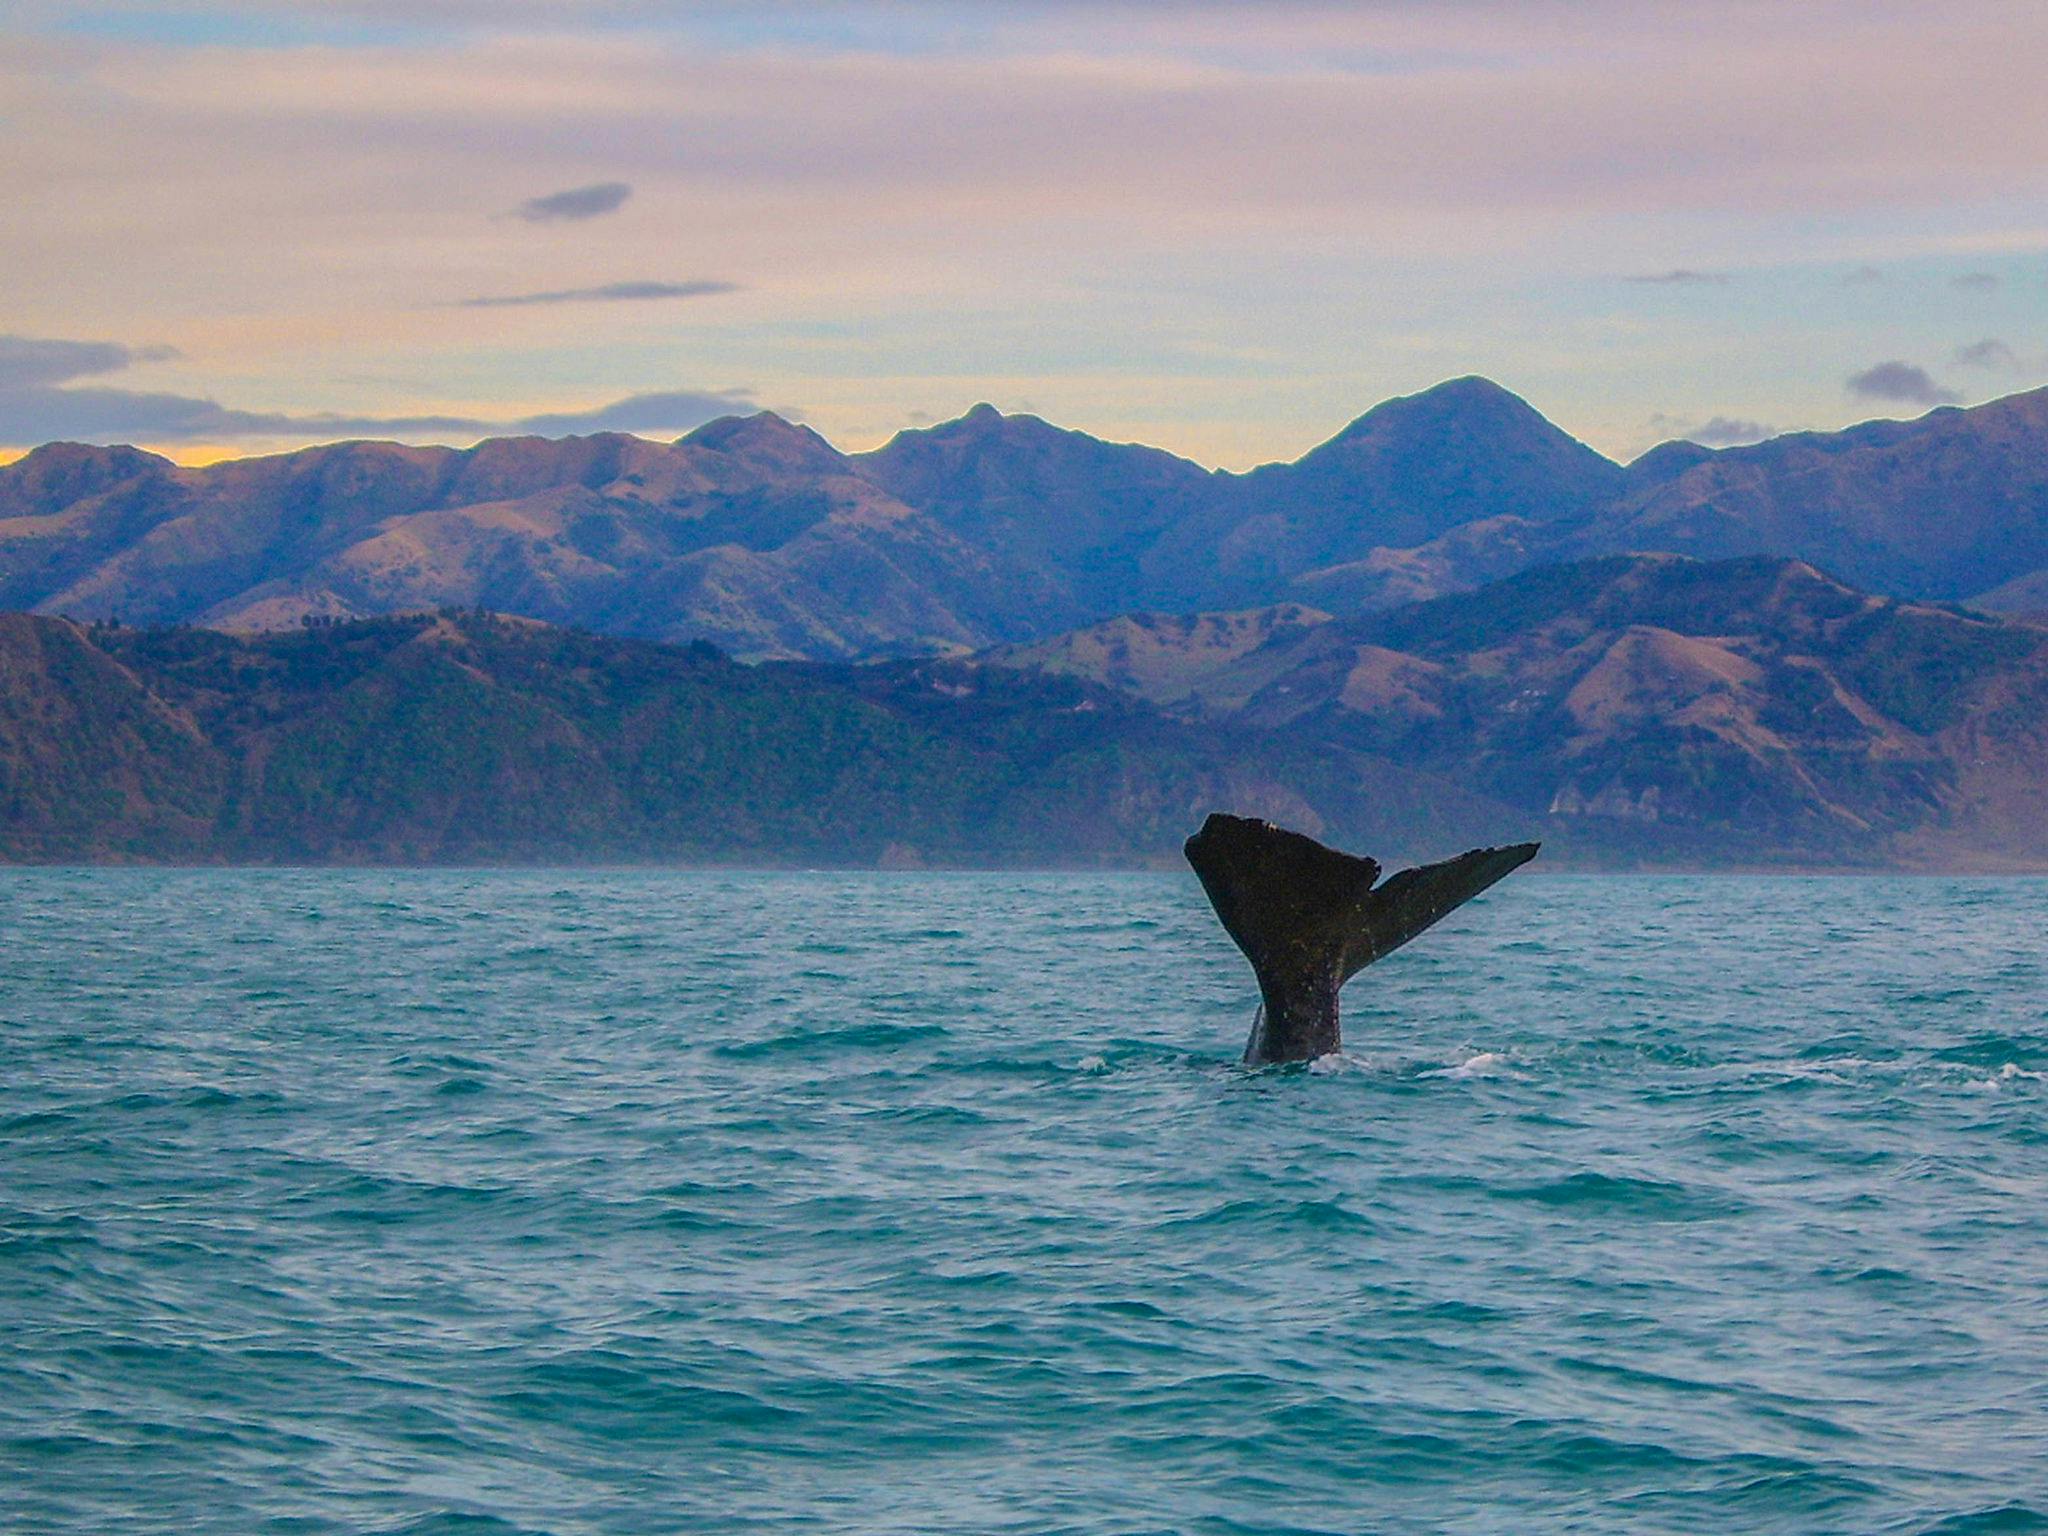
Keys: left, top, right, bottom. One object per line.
{"left": 1422, "top": 1051, "right": 1508, "bottom": 1080}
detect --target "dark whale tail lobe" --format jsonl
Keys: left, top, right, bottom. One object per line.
{"left": 1183, "top": 813, "right": 1538, "bottom": 1065}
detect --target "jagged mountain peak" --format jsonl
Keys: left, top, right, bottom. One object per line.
{"left": 680, "top": 411, "right": 846, "bottom": 473}
{"left": 10, "top": 380, "right": 2048, "bottom": 672}
{"left": 864, "top": 404, "right": 1210, "bottom": 480}
{"left": 883, "top": 402, "right": 1067, "bottom": 451}
{"left": 1195, "top": 376, "right": 1624, "bottom": 570}
{"left": 1312, "top": 376, "right": 1607, "bottom": 461}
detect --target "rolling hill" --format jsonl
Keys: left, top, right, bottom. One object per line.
{"left": 988, "top": 554, "right": 2048, "bottom": 870}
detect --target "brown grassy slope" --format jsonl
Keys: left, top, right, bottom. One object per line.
{"left": 985, "top": 555, "right": 2048, "bottom": 868}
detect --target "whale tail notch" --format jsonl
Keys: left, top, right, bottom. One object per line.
{"left": 1183, "top": 813, "right": 1538, "bottom": 1065}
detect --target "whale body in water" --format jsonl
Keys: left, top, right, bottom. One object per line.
{"left": 1184, "top": 813, "right": 1539, "bottom": 1066}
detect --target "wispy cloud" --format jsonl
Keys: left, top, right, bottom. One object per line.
{"left": 1950, "top": 271, "right": 2000, "bottom": 292}
{"left": 12, "top": 2, "right": 2048, "bottom": 463}
{"left": 512, "top": 389, "right": 762, "bottom": 436}
{"left": 0, "top": 336, "right": 181, "bottom": 387}
{"left": 0, "top": 333, "right": 756, "bottom": 446}
{"left": 510, "top": 181, "right": 632, "bottom": 223}
{"left": 1953, "top": 338, "right": 2019, "bottom": 370}
{"left": 1626, "top": 270, "right": 1730, "bottom": 286}
{"left": 0, "top": 334, "right": 455, "bottom": 442}
{"left": 455, "top": 279, "right": 738, "bottom": 309}
{"left": 1845, "top": 360, "right": 1960, "bottom": 406}
{"left": 1840, "top": 265, "right": 1885, "bottom": 286}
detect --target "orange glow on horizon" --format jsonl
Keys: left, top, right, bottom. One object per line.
{"left": 0, "top": 442, "right": 250, "bottom": 467}
{"left": 142, "top": 443, "right": 256, "bottom": 467}
{"left": 0, "top": 440, "right": 473, "bottom": 469}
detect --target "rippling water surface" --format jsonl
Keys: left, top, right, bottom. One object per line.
{"left": 4, "top": 870, "right": 2045, "bottom": 1534}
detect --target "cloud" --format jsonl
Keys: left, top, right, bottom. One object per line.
{"left": 0, "top": 388, "right": 484, "bottom": 444}
{"left": 0, "top": 335, "right": 485, "bottom": 440}
{"left": 54, "top": 7, "right": 2048, "bottom": 252}
{"left": 1683, "top": 415, "right": 1777, "bottom": 447}
{"left": 13, "top": 4, "right": 2048, "bottom": 466}
{"left": 0, "top": 336, "right": 180, "bottom": 388}
{"left": 510, "top": 181, "right": 632, "bottom": 223}
{"left": 1953, "top": 338, "right": 2019, "bottom": 370}
{"left": 1950, "top": 271, "right": 2000, "bottom": 291}
{"left": 0, "top": 333, "right": 756, "bottom": 446}
{"left": 455, "top": 279, "right": 738, "bottom": 308}
{"left": 512, "top": 389, "right": 759, "bottom": 436}
{"left": 1625, "top": 269, "right": 1730, "bottom": 286}
{"left": 1841, "top": 265, "right": 1885, "bottom": 285}
{"left": 1845, "top": 360, "right": 1960, "bottom": 406}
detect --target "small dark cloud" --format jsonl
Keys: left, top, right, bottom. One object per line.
{"left": 510, "top": 182, "right": 633, "bottom": 223}
{"left": 456, "top": 280, "right": 738, "bottom": 309}
{"left": 1683, "top": 416, "right": 1777, "bottom": 447}
{"left": 1953, "top": 338, "right": 2020, "bottom": 370}
{"left": 0, "top": 333, "right": 758, "bottom": 447}
{"left": 513, "top": 389, "right": 760, "bottom": 436}
{"left": 1626, "top": 269, "right": 1730, "bottom": 286}
{"left": 1951, "top": 271, "right": 2000, "bottom": 292}
{"left": 1845, "top": 360, "right": 1961, "bottom": 406}
{"left": 1647, "top": 410, "right": 1779, "bottom": 447}
{"left": 1841, "top": 265, "right": 1885, "bottom": 286}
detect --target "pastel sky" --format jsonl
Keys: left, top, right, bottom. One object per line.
{"left": 5, "top": 0, "right": 2047, "bottom": 466}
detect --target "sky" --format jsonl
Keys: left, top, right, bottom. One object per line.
{"left": 4, "top": 0, "right": 2047, "bottom": 467}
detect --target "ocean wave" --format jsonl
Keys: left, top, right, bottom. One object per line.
{"left": 5, "top": 867, "right": 2045, "bottom": 1534}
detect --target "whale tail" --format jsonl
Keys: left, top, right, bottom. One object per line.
{"left": 1183, "top": 813, "right": 1538, "bottom": 1065}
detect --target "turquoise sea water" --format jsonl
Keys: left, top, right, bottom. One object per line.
{"left": 2, "top": 870, "right": 2045, "bottom": 1535}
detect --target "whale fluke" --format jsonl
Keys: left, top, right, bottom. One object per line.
{"left": 1183, "top": 813, "right": 1538, "bottom": 1065}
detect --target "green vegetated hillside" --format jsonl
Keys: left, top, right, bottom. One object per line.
{"left": 0, "top": 608, "right": 1520, "bottom": 866}
{"left": 10, "top": 378, "right": 2048, "bottom": 660}
{"left": 5, "top": 554, "right": 2045, "bottom": 868}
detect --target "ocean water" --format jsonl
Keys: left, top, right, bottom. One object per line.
{"left": 2, "top": 870, "right": 2044, "bottom": 1536}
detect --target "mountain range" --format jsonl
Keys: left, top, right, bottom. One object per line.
{"left": 8, "top": 378, "right": 2048, "bottom": 659}
{"left": 5, "top": 554, "right": 2044, "bottom": 868}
